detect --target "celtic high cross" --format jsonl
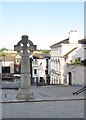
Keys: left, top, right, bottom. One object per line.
{"left": 14, "top": 35, "right": 36, "bottom": 100}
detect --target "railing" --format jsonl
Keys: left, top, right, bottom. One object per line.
{"left": 73, "top": 86, "right": 86, "bottom": 95}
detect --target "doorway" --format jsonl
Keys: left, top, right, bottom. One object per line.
{"left": 69, "top": 72, "right": 72, "bottom": 85}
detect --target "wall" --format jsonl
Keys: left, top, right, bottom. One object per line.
{"left": 32, "top": 58, "right": 50, "bottom": 84}
{"left": 72, "top": 45, "right": 86, "bottom": 61}
{"left": 48, "top": 59, "right": 51, "bottom": 75}
{"left": 38, "top": 59, "right": 46, "bottom": 81}
{"left": 67, "top": 64, "right": 85, "bottom": 86}
{"left": 32, "top": 59, "right": 38, "bottom": 83}
{"left": 61, "top": 44, "right": 81, "bottom": 56}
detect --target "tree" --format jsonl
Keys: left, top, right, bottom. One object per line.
{"left": 0, "top": 48, "right": 8, "bottom": 52}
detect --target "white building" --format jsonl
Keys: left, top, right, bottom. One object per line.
{"left": 67, "top": 40, "right": 86, "bottom": 86}
{"left": 0, "top": 50, "right": 21, "bottom": 81}
{"left": 32, "top": 59, "right": 47, "bottom": 83}
{"left": 0, "top": 55, "right": 15, "bottom": 80}
{"left": 50, "top": 30, "right": 85, "bottom": 85}
{"left": 67, "top": 64, "right": 86, "bottom": 86}
{"left": 71, "top": 40, "right": 86, "bottom": 61}
{"left": 31, "top": 53, "right": 51, "bottom": 85}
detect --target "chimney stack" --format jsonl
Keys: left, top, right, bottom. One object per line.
{"left": 69, "top": 30, "right": 78, "bottom": 44}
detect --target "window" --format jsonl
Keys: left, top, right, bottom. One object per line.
{"left": 2, "top": 67, "right": 10, "bottom": 73}
{"left": 34, "top": 69, "right": 37, "bottom": 74}
{"left": 58, "top": 48, "right": 61, "bottom": 56}
{"left": 16, "top": 59, "right": 20, "bottom": 64}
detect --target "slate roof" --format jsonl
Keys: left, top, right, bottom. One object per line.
{"left": 0, "top": 55, "right": 16, "bottom": 61}
{"left": 78, "top": 39, "right": 86, "bottom": 44}
{"left": 50, "top": 38, "right": 69, "bottom": 48}
{"left": 32, "top": 53, "right": 51, "bottom": 59}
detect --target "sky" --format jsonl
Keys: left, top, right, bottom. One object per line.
{"left": 0, "top": 2, "right": 84, "bottom": 50}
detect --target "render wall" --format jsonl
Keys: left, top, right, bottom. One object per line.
{"left": 72, "top": 46, "right": 85, "bottom": 61}
{"left": 67, "top": 65, "right": 85, "bottom": 86}
{"left": 0, "top": 61, "right": 14, "bottom": 73}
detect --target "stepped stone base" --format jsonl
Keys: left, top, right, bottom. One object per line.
{"left": 16, "top": 88, "right": 34, "bottom": 100}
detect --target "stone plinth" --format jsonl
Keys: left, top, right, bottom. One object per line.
{"left": 16, "top": 88, "right": 33, "bottom": 100}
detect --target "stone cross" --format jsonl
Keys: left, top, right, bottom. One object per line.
{"left": 14, "top": 35, "right": 36, "bottom": 100}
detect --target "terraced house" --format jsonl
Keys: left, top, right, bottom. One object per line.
{"left": 0, "top": 50, "right": 21, "bottom": 80}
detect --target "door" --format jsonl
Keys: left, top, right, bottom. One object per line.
{"left": 69, "top": 72, "right": 72, "bottom": 85}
